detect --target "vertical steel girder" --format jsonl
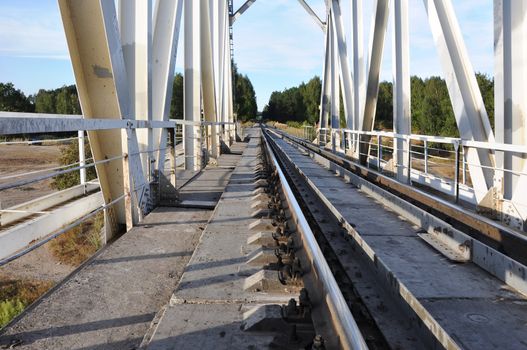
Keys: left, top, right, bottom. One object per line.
{"left": 393, "top": 0, "right": 411, "bottom": 182}
{"left": 153, "top": 0, "right": 184, "bottom": 174}
{"left": 120, "top": 0, "right": 153, "bottom": 180}
{"left": 352, "top": 0, "right": 365, "bottom": 144}
{"left": 359, "top": 0, "right": 390, "bottom": 163}
{"left": 423, "top": 0, "right": 495, "bottom": 204}
{"left": 201, "top": 0, "right": 220, "bottom": 159}
{"left": 494, "top": 0, "right": 527, "bottom": 224}
{"left": 361, "top": 0, "right": 390, "bottom": 132}
{"left": 59, "top": 0, "right": 148, "bottom": 235}
{"left": 319, "top": 12, "right": 332, "bottom": 131}
{"left": 184, "top": 0, "right": 202, "bottom": 171}
{"left": 329, "top": 13, "right": 340, "bottom": 130}
{"left": 331, "top": 0, "right": 354, "bottom": 131}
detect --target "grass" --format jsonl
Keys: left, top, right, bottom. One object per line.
{"left": 49, "top": 211, "right": 104, "bottom": 266}
{"left": 0, "top": 277, "right": 54, "bottom": 328}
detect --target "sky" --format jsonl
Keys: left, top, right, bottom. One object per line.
{"left": 0, "top": 0, "right": 493, "bottom": 111}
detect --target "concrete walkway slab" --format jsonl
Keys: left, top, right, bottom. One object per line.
{"left": 0, "top": 208, "right": 211, "bottom": 350}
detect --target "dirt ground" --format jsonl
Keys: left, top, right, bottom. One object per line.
{"left": 0, "top": 144, "right": 61, "bottom": 208}
{"left": 0, "top": 143, "right": 77, "bottom": 325}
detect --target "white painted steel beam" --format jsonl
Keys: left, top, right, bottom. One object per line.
{"left": 230, "top": 0, "right": 257, "bottom": 24}
{"left": 297, "top": 0, "right": 326, "bottom": 31}
{"left": 361, "top": 0, "right": 390, "bottom": 132}
{"left": 120, "top": 0, "right": 153, "bottom": 180}
{"left": 319, "top": 11, "right": 332, "bottom": 132}
{"left": 59, "top": 0, "right": 143, "bottom": 234}
{"left": 201, "top": 0, "right": 220, "bottom": 159}
{"left": 329, "top": 13, "right": 340, "bottom": 130}
{"left": 393, "top": 0, "right": 411, "bottom": 182}
{"left": 359, "top": 0, "right": 390, "bottom": 163}
{"left": 184, "top": 0, "right": 202, "bottom": 171}
{"left": 153, "top": 0, "right": 184, "bottom": 174}
{"left": 331, "top": 0, "right": 354, "bottom": 131}
{"left": 423, "top": 0, "right": 495, "bottom": 204}
{"left": 495, "top": 0, "right": 527, "bottom": 226}
{"left": 352, "top": 0, "right": 364, "bottom": 137}
{"left": 0, "top": 192, "right": 103, "bottom": 262}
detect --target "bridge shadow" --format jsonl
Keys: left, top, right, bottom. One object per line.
{"left": 0, "top": 313, "right": 155, "bottom": 349}
{"left": 92, "top": 251, "right": 192, "bottom": 265}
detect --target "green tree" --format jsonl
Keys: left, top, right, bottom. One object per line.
{"left": 34, "top": 89, "right": 56, "bottom": 114}
{"left": 170, "top": 73, "right": 184, "bottom": 120}
{"left": 56, "top": 86, "right": 81, "bottom": 115}
{"left": 375, "top": 81, "right": 393, "bottom": 130}
{"left": 476, "top": 73, "right": 494, "bottom": 129}
{"left": 0, "top": 83, "right": 33, "bottom": 112}
{"left": 233, "top": 64, "right": 257, "bottom": 121}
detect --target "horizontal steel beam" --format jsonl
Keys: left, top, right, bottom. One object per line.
{"left": 0, "top": 183, "right": 99, "bottom": 226}
{"left": 0, "top": 112, "right": 234, "bottom": 135}
{"left": 0, "top": 192, "right": 103, "bottom": 262}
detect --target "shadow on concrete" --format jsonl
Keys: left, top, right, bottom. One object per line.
{"left": 92, "top": 251, "right": 193, "bottom": 265}
{"left": 0, "top": 313, "right": 155, "bottom": 347}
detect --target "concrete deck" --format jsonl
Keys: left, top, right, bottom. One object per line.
{"left": 143, "top": 131, "right": 302, "bottom": 349}
{"left": 0, "top": 143, "right": 249, "bottom": 350}
{"left": 272, "top": 136, "right": 527, "bottom": 349}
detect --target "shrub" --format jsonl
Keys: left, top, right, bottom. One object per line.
{"left": 0, "top": 299, "right": 25, "bottom": 328}
{"left": 51, "top": 139, "right": 97, "bottom": 190}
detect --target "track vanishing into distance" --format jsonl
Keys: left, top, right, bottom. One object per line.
{"left": 261, "top": 126, "right": 527, "bottom": 350}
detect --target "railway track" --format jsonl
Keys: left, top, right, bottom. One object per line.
{"left": 261, "top": 126, "right": 527, "bottom": 349}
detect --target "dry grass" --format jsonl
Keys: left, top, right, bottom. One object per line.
{"left": 49, "top": 212, "right": 104, "bottom": 266}
{"left": 0, "top": 276, "right": 54, "bottom": 328}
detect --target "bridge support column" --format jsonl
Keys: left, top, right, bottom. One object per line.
{"left": 494, "top": 0, "right": 527, "bottom": 230}
{"left": 59, "top": 0, "right": 149, "bottom": 237}
{"left": 393, "top": 0, "right": 411, "bottom": 182}
{"left": 184, "top": 0, "right": 202, "bottom": 171}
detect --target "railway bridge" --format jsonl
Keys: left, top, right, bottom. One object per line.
{"left": 1, "top": 1, "right": 527, "bottom": 349}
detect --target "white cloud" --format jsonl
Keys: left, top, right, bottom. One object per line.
{"left": 0, "top": 3, "right": 69, "bottom": 60}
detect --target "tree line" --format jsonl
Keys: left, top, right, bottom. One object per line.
{"left": 0, "top": 65, "right": 257, "bottom": 121}
{"left": 262, "top": 73, "right": 494, "bottom": 138}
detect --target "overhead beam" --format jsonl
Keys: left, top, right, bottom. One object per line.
{"left": 230, "top": 0, "right": 257, "bottom": 25}
{"left": 297, "top": 0, "right": 326, "bottom": 31}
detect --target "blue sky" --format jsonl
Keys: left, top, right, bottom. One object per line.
{"left": 0, "top": 0, "right": 493, "bottom": 110}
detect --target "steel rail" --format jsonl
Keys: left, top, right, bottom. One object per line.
{"left": 262, "top": 131, "right": 368, "bottom": 350}
{"left": 269, "top": 126, "right": 527, "bottom": 266}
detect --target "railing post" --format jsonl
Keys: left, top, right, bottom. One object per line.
{"left": 378, "top": 135, "right": 382, "bottom": 171}
{"left": 454, "top": 141, "right": 461, "bottom": 203}
{"left": 424, "top": 139, "right": 429, "bottom": 175}
{"left": 407, "top": 137, "right": 412, "bottom": 183}
{"left": 462, "top": 146, "right": 467, "bottom": 185}
{"left": 78, "top": 130, "right": 86, "bottom": 188}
